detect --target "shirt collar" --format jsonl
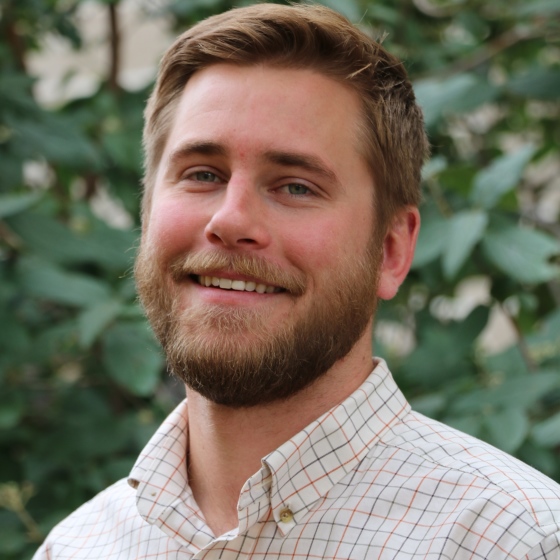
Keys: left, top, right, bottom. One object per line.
{"left": 262, "top": 358, "right": 410, "bottom": 535}
{"left": 127, "top": 359, "right": 410, "bottom": 539}
{"left": 127, "top": 401, "right": 192, "bottom": 522}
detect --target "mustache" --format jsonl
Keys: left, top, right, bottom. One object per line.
{"left": 170, "top": 251, "right": 307, "bottom": 296}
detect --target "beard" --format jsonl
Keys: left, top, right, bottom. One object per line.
{"left": 134, "top": 242, "right": 382, "bottom": 408}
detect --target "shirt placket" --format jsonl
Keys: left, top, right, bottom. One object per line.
{"left": 188, "top": 466, "right": 276, "bottom": 559}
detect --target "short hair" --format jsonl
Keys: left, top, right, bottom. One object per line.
{"left": 142, "top": 3, "right": 429, "bottom": 229}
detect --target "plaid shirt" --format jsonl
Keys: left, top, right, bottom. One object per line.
{"left": 35, "top": 359, "right": 560, "bottom": 559}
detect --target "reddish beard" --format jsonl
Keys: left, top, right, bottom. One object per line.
{"left": 134, "top": 246, "right": 381, "bottom": 408}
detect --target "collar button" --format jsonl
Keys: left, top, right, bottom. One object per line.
{"left": 279, "top": 508, "right": 294, "bottom": 523}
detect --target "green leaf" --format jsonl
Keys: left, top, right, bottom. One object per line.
{"left": 7, "top": 114, "right": 99, "bottom": 167}
{"left": 540, "top": 308, "right": 560, "bottom": 335}
{"left": 421, "top": 156, "right": 447, "bottom": 181}
{"left": 0, "top": 192, "right": 41, "bottom": 218}
{"left": 316, "top": 0, "right": 362, "bottom": 21}
{"left": 119, "top": 303, "right": 145, "bottom": 319}
{"left": 400, "top": 307, "right": 488, "bottom": 389}
{"left": 414, "top": 74, "right": 475, "bottom": 127}
{"left": 7, "top": 211, "right": 136, "bottom": 271}
{"left": 414, "top": 74, "right": 498, "bottom": 127}
{"left": 439, "top": 164, "right": 477, "bottom": 196}
{"left": 102, "top": 129, "right": 142, "bottom": 174}
{"left": 368, "top": 4, "right": 399, "bottom": 24}
{"left": 482, "top": 345, "right": 530, "bottom": 378}
{"left": 532, "top": 412, "right": 560, "bottom": 447}
{"left": 527, "top": 308, "right": 560, "bottom": 365}
{"left": 0, "top": 72, "right": 37, "bottom": 113}
{"left": 462, "top": 305, "right": 491, "bottom": 341}
{"left": 471, "top": 145, "right": 536, "bottom": 209}
{"left": 101, "top": 457, "right": 137, "bottom": 482}
{"left": 456, "top": 11, "right": 489, "bottom": 41}
{"left": 0, "top": 392, "right": 25, "bottom": 429}
{"left": 0, "top": 310, "right": 30, "bottom": 379}
{"left": 32, "top": 322, "right": 79, "bottom": 365}
{"left": 508, "top": 67, "right": 560, "bottom": 100}
{"left": 409, "top": 393, "right": 447, "bottom": 417}
{"left": 7, "top": 212, "right": 89, "bottom": 264}
{"left": 0, "top": 525, "right": 27, "bottom": 554}
{"left": 481, "top": 225, "right": 560, "bottom": 283}
{"left": 17, "top": 257, "right": 112, "bottom": 307}
{"left": 412, "top": 215, "right": 448, "bottom": 268}
{"left": 442, "top": 209, "right": 488, "bottom": 279}
{"left": 0, "top": 152, "right": 24, "bottom": 192}
{"left": 102, "top": 322, "right": 163, "bottom": 396}
{"left": 515, "top": 0, "right": 560, "bottom": 16}
{"left": 444, "top": 414, "right": 483, "bottom": 439}
{"left": 450, "top": 371, "right": 560, "bottom": 415}
{"left": 483, "top": 407, "right": 529, "bottom": 454}
{"left": 518, "top": 441, "right": 559, "bottom": 478}
{"left": 77, "top": 300, "right": 123, "bottom": 349}
{"left": 401, "top": 328, "right": 468, "bottom": 387}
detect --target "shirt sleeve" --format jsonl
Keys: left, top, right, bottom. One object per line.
{"left": 526, "top": 531, "right": 560, "bottom": 560}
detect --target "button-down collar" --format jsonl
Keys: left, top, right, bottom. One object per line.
{"left": 127, "top": 359, "right": 409, "bottom": 549}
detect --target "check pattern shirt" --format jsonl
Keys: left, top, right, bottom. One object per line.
{"left": 35, "top": 360, "right": 560, "bottom": 559}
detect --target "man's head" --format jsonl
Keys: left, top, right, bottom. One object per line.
{"left": 142, "top": 3, "right": 428, "bottom": 230}
{"left": 135, "top": 4, "right": 427, "bottom": 407}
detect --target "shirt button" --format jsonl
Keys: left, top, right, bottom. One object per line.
{"left": 279, "top": 508, "right": 294, "bottom": 523}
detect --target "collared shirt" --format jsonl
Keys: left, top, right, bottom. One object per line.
{"left": 34, "top": 360, "right": 560, "bottom": 559}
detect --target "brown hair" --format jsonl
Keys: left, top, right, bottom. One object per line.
{"left": 142, "top": 3, "right": 429, "bottom": 228}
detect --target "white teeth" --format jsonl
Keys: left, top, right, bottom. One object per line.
{"left": 198, "top": 276, "right": 278, "bottom": 294}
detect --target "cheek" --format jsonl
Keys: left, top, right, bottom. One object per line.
{"left": 144, "top": 198, "right": 205, "bottom": 259}
{"left": 282, "top": 211, "right": 371, "bottom": 273}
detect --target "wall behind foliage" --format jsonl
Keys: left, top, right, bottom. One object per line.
{"left": 0, "top": 1, "right": 559, "bottom": 558}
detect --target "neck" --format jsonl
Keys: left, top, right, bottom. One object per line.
{"left": 186, "top": 329, "right": 374, "bottom": 536}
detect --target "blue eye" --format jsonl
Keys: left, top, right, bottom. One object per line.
{"left": 192, "top": 171, "right": 220, "bottom": 182}
{"left": 286, "top": 183, "right": 309, "bottom": 195}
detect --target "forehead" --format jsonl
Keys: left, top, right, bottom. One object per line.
{"left": 162, "top": 63, "right": 367, "bottom": 171}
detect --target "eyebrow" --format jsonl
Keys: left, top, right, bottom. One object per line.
{"left": 165, "top": 141, "right": 340, "bottom": 186}
{"left": 263, "top": 150, "right": 340, "bottom": 187}
{"left": 165, "top": 140, "right": 228, "bottom": 170}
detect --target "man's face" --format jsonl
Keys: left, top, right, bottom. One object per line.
{"left": 135, "top": 64, "right": 384, "bottom": 407}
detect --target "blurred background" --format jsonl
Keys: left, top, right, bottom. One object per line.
{"left": 0, "top": 0, "right": 559, "bottom": 557}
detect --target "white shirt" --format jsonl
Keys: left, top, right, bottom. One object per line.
{"left": 34, "top": 359, "right": 560, "bottom": 559}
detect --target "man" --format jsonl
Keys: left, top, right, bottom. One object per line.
{"left": 35, "top": 3, "right": 560, "bottom": 559}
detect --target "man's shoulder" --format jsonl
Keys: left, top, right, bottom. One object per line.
{"left": 377, "top": 409, "right": 560, "bottom": 529}
{"left": 33, "top": 478, "right": 144, "bottom": 559}
{"left": 56, "top": 477, "right": 135, "bottom": 527}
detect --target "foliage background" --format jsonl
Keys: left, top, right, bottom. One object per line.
{"left": 1, "top": 0, "right": 559, "bottom": 557}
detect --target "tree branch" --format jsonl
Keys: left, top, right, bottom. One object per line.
{"left": 4, "top": 19, "right": 27, "bottom": 73}
{"left": 83, "top": 172, "right": 99, "bottom": 201}
{"left": 108, "top": 2, "right": 121, "bottom": 93}
{"left": 442, "top": 26, "right": 543, "bottom": 77}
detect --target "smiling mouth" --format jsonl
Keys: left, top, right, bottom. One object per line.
{"left": 195, "top": 275, "right": 284, "bottom": 294}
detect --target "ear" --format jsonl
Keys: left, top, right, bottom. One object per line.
{"left": 376, "top": 206, "right": 420, "bottom": 300}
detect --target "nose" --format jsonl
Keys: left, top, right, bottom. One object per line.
{"left": 204, "top": 179, "right": 271, "bottom": 249}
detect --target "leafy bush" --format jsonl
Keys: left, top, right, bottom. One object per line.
{"left": 0, "top": 0, "right": 558, "bottom": 558}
